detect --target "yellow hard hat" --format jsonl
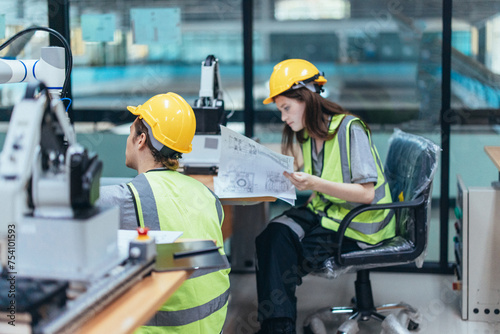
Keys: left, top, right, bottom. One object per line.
{"left": 127, "top": 92, "right": 196, "bottom": 154}
{"left": 263, "top": 59, "right": 327, "bottom": 104}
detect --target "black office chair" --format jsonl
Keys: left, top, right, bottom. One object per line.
{"left": 303, "top": 129, "right": 440, "bottom": 334}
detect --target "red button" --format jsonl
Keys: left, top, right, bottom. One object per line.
{"left": 137, "top": 227, "right": 150, "bottom": 238}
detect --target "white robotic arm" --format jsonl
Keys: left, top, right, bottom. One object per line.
{"left": 195, "top": 55, "right": 224, "bottom": 108}
{"left": 0, "top": 82, "right": 102, "bottom": 272}
{"left": 0, "top": 46, "right": 66, "bottom": 98}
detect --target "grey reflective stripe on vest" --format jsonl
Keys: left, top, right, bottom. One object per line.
{"left": 206, "top": 187, "right": 224, "bottom": 225}
{"left": 317, "top": 115, "right": 352, "bottom": 203}
{"left": 369, "top": 135, "right": 389, "bottom": 203}
{"left": 317, "top": 115, "right": 354, "bottom": 203}
{"left": 145, "top": 287, "right": 230, "bottom": 327}
{"left": 327, "top": 210, "right": 394, "bottom": 235}
{"left": 130, "top": 174, "right": 161, "bottom": 229}
{"left": 337, "top": 116, "right": 388, "bottom": 207}
{"left": 337, "top": 115, "right": 353, "bottom": 183}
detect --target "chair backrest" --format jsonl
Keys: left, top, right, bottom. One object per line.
{"left": 383, "top": 129, "right": 440, "bottom": 241}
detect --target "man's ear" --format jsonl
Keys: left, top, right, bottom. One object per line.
{"left": 136, "top": 132, "right": 148, "bottom": 150}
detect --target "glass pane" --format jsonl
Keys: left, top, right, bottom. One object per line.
{"left": 449, "top": 2, "right": 500, "bottom": 262}
{"left": 68, "top": 0, "right": 243, "bottom": 115}
{"left": 0, "top": 0, "right": 49, "bottom": 109}
{"left": 274, "top": 0, "right": 350, "bottom": 20}
{"left": 254, "top": 0, "right": 443, "bottom": 263}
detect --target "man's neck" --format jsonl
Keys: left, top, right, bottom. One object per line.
{"left": 137, "top": 158, "right": 163, "bottom": 175}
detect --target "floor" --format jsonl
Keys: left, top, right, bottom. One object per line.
{"left": 220, "top": 188, "right": 500, "bottom": 334}
{"left": 224, "top": 270, "right": 500, "bottom": 334}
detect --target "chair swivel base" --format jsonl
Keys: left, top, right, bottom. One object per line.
{"left": 303, "top": 302, "right": 419, "bottom": 334}
{"left": 332, "top": 302, "right": 419, "bottom": 330}
{"left": 303, "top": 270, "right": 421, "bottom": 334}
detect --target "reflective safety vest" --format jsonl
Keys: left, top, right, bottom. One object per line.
{"left": 127, "top": 169, "right": 230, "bottom": 334}
{"left": 303, "top": 115, "right": 395, "bottom": 245}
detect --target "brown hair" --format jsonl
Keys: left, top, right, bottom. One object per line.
{"left": 279, "top": 88, "right": 363, "bottom": 158}
{"left": 134, "top": 118, "right": 179, "bottom": 171}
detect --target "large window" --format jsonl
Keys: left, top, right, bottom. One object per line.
{"left": 68, "top": 0, "right": 244, "bottom": 114}
{"left": 449, "top": 4, "right": 500, "bottom": 262}
{"left": 0, "top": 0, "right": 49, "bottom": 108}
{"left": 253, "top": 0, "right": 445, "bottom": 262}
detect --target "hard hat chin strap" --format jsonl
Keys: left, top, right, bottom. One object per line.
{"left": 141, "top": 119, "right": 182, "bottom": 159}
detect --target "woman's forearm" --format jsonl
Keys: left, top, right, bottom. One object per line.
{"left": 313, "top": 178, "right": 375, "bottom": 204}
{"left": 284, "top": 171, "right": 375, "bottom": 204}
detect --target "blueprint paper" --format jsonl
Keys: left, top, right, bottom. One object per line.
{"left": 214, "top": 126, "right": 296, "bottom": 205}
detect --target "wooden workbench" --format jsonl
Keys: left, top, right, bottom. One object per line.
{"left": 484, "top": 146, "right": 500, "bottom": 172}
{"left": 75, "top": 270, "right": 191, "bottom": 334}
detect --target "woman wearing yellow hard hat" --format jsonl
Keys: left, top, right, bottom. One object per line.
{"left": 254, "top": 59, "right": 395, "bottom": 333}
{"left": 99, "top": 92, "right": 230, "bottom": 334}
{"left": 263, "top": 58, "right": 327, "bottom": 105}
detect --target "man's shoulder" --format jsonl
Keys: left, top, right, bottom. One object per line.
{"left": 150, "top": 170, "right": 211, "bottom": 189}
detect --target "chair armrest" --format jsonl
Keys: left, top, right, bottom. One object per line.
{"left": 336, "top": 195, "right": 427, "bottom": 266}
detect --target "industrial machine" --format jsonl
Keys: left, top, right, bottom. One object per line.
{"left": 0, "top": 28, "right": 156, "bottom": 333}
{"left": 0, "top": 80, "right": 157, "bottom": 333}
{"left": 180, "top": 55, "right": 269, "bottom": 273}
{"left": 193, "top": 54, "right": 227, "bottom": 133}
{"left": 180, "top": 55, "right": 227, "bottom": 174}
{"left": 0, "top": 80, "right": 124, "bottom": 280}
{"left": 454, "top": 175, "right": 500, "bottom": 322}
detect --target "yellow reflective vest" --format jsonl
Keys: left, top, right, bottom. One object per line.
{"left": 303, "top": 115, "right": 395, "bottom": 245}
{"left": 127, "top": 169, "right": 230, "bottom": 333}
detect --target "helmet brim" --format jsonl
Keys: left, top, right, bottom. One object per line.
{"left": 263, "top": 96, "right": 274, "bottom": 105}
{"left": 127, "top": 105, "right": 141, "bottom": 116}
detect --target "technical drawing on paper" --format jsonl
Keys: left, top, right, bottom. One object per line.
{"left": 216, "top": 126, "right": 297, "bottom": 204}
{"left": 265, "top": 171, "right": 292, "bottom": 193}
{"left": 260, "top": 150, "right": 290, "bottom": 169}
{"left": 227, "top": 135, "right": 258, "bottom": 156}
{"left": 217, "top": 171, "right": 255, "bottom": 193}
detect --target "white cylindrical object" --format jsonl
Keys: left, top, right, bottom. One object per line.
{"left": 35, "top": 46, "right": 65, "bottom": 92}
{"left": 0, "top": 46, "right": 65, "bottom": 96}
{"left": 336, "top": 319, "right": 359, "bottom": 334}
{"left": 0, "top": 58, "right": 37, "bottom": 83}
{"left": 380, "top": 314, "right": 411, "bottom": 334}
{"left": 307, "top": 316, "right": 328, "bottom": 334}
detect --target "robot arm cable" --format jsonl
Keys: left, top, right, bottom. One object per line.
{"left": 0, "top": 26, "right": 73, "bottom": 99}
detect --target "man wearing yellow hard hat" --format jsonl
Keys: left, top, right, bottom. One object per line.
{"left": 98, "top": 92, "right": 230, "bottom": 333}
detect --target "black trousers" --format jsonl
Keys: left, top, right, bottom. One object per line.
{"left": 255, "top": 206, "right": 359, "bottom": 324}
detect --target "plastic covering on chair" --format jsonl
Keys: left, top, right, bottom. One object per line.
{"left": 312, "top": 128, "right": 441, "bottom": 279}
